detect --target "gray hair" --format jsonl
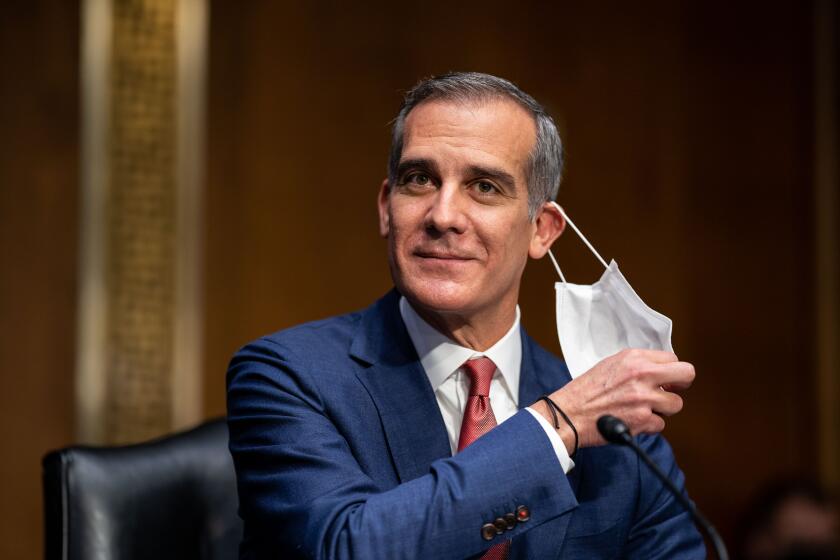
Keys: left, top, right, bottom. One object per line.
{"left": 388, "top": 72, "right": 563, "bottom": 219}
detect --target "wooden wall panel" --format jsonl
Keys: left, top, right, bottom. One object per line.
{"left": 204, "top": 0, "right": 817, "bottom": 545}
{"left": 0, "top": 2, "right": 79, "bottom": 559}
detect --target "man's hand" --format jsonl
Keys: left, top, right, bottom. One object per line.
{"left": 532, "top": 349, "right": 695, "bottom": 454}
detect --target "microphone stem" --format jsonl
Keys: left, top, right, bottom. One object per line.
{"left": 625, "top": 437, "right": 729, "bottom": 560}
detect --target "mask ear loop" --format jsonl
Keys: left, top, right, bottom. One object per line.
{"left": 550, "top": 202, "right": 610, "bottom": 270}
{"left": 547, "top": 248, "right": 567, "bottom": 283}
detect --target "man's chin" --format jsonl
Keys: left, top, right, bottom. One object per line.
{"left": 398, "top": 281, "right": 477, "bottom": 316}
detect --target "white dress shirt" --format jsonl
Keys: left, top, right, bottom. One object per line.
{"left": 399, "top": 296, "right": 574, "bottom": 473}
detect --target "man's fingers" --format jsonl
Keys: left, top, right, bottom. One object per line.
{"left": 650, "top": 389, "right": 684, "bottom": 417}
{"left": 563, "top": 350, "right": 695, "bottom": 447}
{"left": 648, "top": 361, "right": 695, "bottom": 390}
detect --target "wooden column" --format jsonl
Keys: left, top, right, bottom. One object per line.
{"left": 78, "top": 0, "right": 206, "bottom": 444}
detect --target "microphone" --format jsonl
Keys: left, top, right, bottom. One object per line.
{"left": 597, "top": 415, "right": 729, "bottom": 560}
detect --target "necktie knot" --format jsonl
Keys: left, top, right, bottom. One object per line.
{"left": 462, "top": 357, "right": 496, "bottom": 397}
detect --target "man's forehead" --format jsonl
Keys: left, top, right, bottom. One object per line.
{"left": 401, "top": 97, "right": 537, "bottom": 177}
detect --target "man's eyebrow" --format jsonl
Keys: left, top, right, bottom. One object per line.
{"left": 466, "top": 165, "right": 517, "bottom": 190}
{"left": 395, "top": 158, "right": 439, "bottom": 178}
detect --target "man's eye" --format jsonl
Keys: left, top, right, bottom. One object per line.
{"left": 406, "top": 173, "right": 431, "bottom": 186}
{"left": 475, "top": 181, "right": 497, "bottom": 194}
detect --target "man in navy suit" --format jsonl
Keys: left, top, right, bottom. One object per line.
{"left": 227, "top": 72, "right": 704, "bottom": 559}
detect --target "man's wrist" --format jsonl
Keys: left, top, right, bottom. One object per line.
{"left": 530, "top": 400, "right": 576, "bottom": 456}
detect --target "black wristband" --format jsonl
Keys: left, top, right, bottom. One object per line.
{"left": 544, "top": 396, "right": 579, "bottom": 459}
{"left": 539, "top": 396, "right": 560, "bottom": 429}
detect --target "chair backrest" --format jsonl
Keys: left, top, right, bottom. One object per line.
{"left": 42, "top": 419, "right": 243, "bottom": 560}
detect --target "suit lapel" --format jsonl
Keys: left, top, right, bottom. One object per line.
{"left": 350, "top": 290, "right": 452, "bottom": 483}
{"left": 516, "top": 328, "right": 561, "bottom": 407}
{"left": 513, "top": 330, "right": 582, "bottom": 560}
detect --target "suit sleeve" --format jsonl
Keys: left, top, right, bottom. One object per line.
{"left": 622, "top": 434, "right": 706, "bottom": 559}
{"left": 226, "top": 339, "right": 579, "bottom": 560}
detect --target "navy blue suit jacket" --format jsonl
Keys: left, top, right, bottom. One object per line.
{"left": 226, "top": 290, "right": 705, "bottom": 559}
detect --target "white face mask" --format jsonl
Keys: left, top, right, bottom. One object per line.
{"left": 548, "top": 202, "right": 674, "bottom": 379}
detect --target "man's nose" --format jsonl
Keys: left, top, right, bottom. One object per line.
{"left": 424, "top": 183, "right": 469, "bottom": 234}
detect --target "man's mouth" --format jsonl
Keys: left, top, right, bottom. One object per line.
{"left": 414, "top": 250, "right": 474, "bottom": 261}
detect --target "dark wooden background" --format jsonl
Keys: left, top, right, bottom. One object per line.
{"left": 0, "top": 3, "right": 79, "bottom": 559}
{"left": 1, "top": 1, "right": 826, "bottom": 557}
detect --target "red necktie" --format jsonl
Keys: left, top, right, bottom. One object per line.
{"left": 457, "top": 357, "right": 510, "bottom": 560}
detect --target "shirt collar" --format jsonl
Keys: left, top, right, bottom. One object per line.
{"left": 399, "top": 296, "right": 522, "bottom": 405}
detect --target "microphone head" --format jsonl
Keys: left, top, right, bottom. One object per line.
{"left": 597, "top": 415, "right": 633, "bottom": 445}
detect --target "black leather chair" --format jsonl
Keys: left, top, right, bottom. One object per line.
{"left": 42, "top": 419, "right": 243, "bottom": 560}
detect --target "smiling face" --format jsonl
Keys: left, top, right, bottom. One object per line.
{"left": 378, "top": 97, "right": 558, "bottom": 328}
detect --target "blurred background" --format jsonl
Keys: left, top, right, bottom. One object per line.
{"left": 1, "top": 0, "right": 838, "bottom": 558}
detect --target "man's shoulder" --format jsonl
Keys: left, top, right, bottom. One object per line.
{"left": 226, "top": 306, "right": 371, "bottom": 395}
{"left": 226, "top": 291, "right": 404, "bottom": 397}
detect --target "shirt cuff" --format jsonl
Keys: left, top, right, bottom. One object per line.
{"left": 525, "top": 407, "right": 575, "bottom": 473}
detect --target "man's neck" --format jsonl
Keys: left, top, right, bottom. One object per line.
{"left": 407, "top": 298, "right": 519, "bottom": 352}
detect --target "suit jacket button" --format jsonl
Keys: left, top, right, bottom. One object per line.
{"left": 504, "top": 513, "right": 517, "bottom": 530}
{"left": 516, "top": 505, "right": 530, "bottom": 522}
{"left": 494, "top": 517, "right": 506, "bottom": 533}
{"left": 481, "top": 523, "right": 497, "bottom": 541}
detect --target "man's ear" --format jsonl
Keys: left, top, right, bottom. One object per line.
{"left": 377, "top": 178, "right": 391, "bottom": 237}
{"left": 529, "top": 201, "right": 565, "bottom": 259}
